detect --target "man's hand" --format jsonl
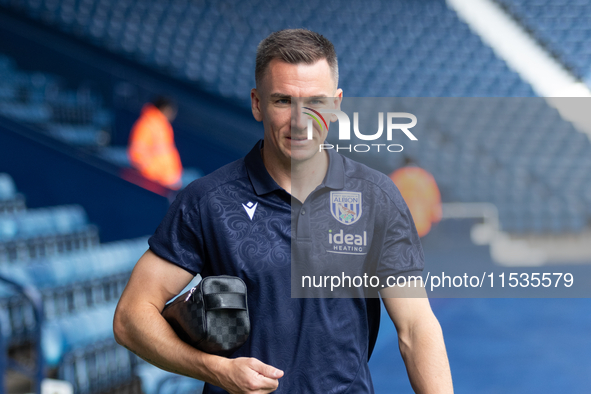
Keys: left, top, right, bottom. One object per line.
{"left": 216, "top": 357, "right": 284, "bottom": 394}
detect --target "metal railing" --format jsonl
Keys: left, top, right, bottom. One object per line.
{"left": 0, "top": 275, "right": 44, "bottom": 394}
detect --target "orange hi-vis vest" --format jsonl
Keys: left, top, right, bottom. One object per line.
{"left": 127, "top": 104, "right": 183, "bottom": 189}
{"left": 390, "top": 166, "right": 442, "bottom": 237}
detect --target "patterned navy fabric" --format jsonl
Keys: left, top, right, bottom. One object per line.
{"left": 149, "top": 140, "right": 424, "bottom": 393}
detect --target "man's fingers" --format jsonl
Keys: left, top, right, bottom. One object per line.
{"left": 249, "top": 358, "right": 284, "bottom": 379}
{"left": 223, "top": 357, "right": 283, "bottom": 393}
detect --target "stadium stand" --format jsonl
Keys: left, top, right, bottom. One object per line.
{"left": 496, "top": 0, "right": 591, "bottom": 85}
{"left": 0, "top": 52, "right": 112, "bottom": 148}
{"left": 1, "top": 0, "right": 591, "bottom": 392}
{"left": 0, "top": 173, "right": 150, "bottom": 393}
{"left": 1, "top": 48, "right": 205, "bottom": 183}
{"left": 0, "top": 0, "right": 536, "bottom": 100}
{"left": 390, "top": 97, "right": 591, "bottom": 234}
{"left": 4, "top": 0, "right": 589, "bottom": 235}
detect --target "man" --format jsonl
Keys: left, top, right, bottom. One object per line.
{"left": 114, "top": 29, "right": 453, "bottom": 393}
{"left": 390, "top": 157, "right": 442, "bottom": 237}
{"left": 127, "top": 96, "right": 183, "bottom": 189}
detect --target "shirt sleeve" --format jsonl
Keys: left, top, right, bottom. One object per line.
{"left": 148, "top": 187, "right": 205, "bottom": 276}
{"left": 374, "top": 180, "right": 425, "bottom": 280}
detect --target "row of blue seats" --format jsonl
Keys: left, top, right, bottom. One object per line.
{"left": 0, "top": 237, "right": 147, "bottom": 343}
{"left": 0, "top": 102, "right": 52, "bottom": 123}
{"left": 0, "top": 205, "right": 90, "bottom": 241}
{"left": 0, "top": 98, "right": 109, "bottom": 130}
{"left": 0, "top": 52, "right": 113, "bottom": 150}
{"left": 0, "top": 55, "right": 104, "bottom": 108}
{"left": 0, "top": 226, "right": 99, "bottom": 263}
{"left": 40, "top": 272, "right": 128, "bottom": 321}
{"left": 45, "top": 123, "right": 111, "bottom": 146}
{"left": 0, "top": 196, "right": 25, "bottom": 215}
{"left": 23, "top": 236, "right": 148, "bottom": 287}
{"left": 0, "top": 178, "right": 100, "bottom": 260}
{"left": 0, "top": 281, "right": 124, "bottom": 345}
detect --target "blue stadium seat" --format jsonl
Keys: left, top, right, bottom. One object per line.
{"left": 0, "top": 174, "right": 16, "bottom": 202}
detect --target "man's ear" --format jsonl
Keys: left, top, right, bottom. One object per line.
{"left": 251, "top": 88, "right": 263, "bottom": 122}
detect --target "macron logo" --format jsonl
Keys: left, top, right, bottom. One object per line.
{"left": 242, "top": 201, "right": 258, "bottom": 220}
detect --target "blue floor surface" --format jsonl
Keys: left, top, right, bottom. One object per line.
{"left": 369, "top": 220, "right": 591, "bottom": 393}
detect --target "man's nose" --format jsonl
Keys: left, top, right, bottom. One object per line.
{"left": 291, "top": 106, "right": 308, "bottom": 132}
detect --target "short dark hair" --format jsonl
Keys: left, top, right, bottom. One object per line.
{"left": 151, "top": 96, "right": 177, "bottom": 111}
{"left": 255, "top": 29, "right": 338, "bottom": 88}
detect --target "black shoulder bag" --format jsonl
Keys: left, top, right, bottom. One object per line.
{"left": 162, "top": 275, "right": 250, "bottom": 356}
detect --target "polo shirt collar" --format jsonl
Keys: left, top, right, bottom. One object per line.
{"left": 245, "top": 139, "right": 345, "bottom": 196}
{"left": 245, "top": 140, "right": 281, "bottom": 196}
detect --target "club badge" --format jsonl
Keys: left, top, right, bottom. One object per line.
{"left": 330, "top": 191, "right": 362, "bottom": 225}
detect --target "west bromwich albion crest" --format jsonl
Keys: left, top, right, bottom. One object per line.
{"left": 330, "top": 191, "right": 362, "bottom": 225}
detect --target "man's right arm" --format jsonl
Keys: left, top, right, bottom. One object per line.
{"left": 113, "top": 249, "right": 283, "bottom": 394}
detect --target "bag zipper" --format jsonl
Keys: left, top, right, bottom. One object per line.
{"left": 185, "top": 286, "right": 197, "bottom": 302}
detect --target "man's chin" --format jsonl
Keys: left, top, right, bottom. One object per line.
{"left": 289, "top": 147, "right": 320, "bottom": 163}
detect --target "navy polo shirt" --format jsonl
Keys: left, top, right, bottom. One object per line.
{"left": 148, "top": 140, "right": 424, "bottom": 393}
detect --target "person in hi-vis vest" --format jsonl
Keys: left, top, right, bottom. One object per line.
{"left": 127, "top": 97, "right": 183, "bottom": 189}
{"left": 390, "top": 157, "right": 442, "bottom": 237}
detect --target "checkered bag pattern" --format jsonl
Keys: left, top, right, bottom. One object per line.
{"left": 162, "top": 276, "right": 249, "bottom": 356}
{"left": 201, "top": 309, "right": 250, "bottom": 354}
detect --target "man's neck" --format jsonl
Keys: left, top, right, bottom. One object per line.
{"left": 262, "top": 146, "right": 329, "bottom": 203}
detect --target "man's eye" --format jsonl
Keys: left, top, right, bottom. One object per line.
{"left": 276, "top": 99, "right": 290, "bottom": 104}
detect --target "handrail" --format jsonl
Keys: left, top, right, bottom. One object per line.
{"left": 0, "top": 275, "right": 44, "bottom": 394}
{"left": 441, "top": 202, "right": 500, "bottom": 245}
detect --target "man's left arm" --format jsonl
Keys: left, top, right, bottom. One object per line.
{"left": 381, "top": 285, "right": 453, "bottom": 394}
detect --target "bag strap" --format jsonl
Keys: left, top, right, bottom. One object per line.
{"left": 204, "top": 293, "right": 247, "bottom": 310}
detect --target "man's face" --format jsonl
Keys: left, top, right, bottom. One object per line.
{"left": 251, "top": 58, "right": 342, "bottom": 164}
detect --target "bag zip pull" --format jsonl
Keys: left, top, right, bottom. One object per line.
{"left": 185, "top": 286, "right": 197, "bottom": 302}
